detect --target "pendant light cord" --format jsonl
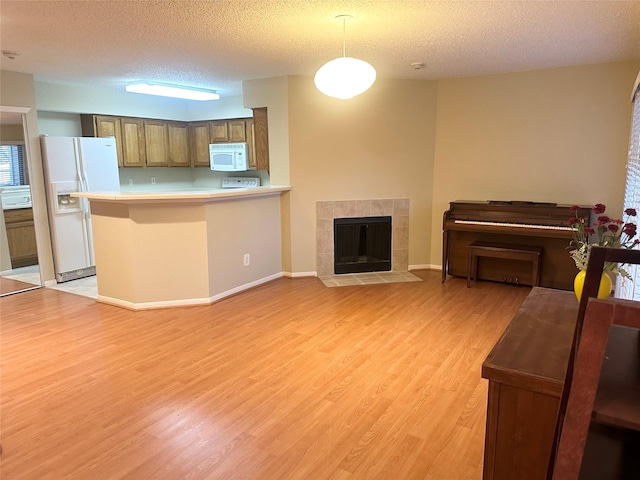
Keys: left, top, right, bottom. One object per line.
{"left": 342, "top": 16, "right": 346, "bottom": 58}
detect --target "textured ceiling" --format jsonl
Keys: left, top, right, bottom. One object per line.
{"left": 1, "top": 1, "right": 639, "bottom": 98}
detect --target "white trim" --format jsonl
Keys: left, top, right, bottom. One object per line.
{"left": 44, "top": 279, "right": 57, "bottom": 287}
{"left": 409, "top": 264, "right": 436, "bottom": 271}
{"left": 632, "top": 68, "right": 640, "bottom": 102}
{"left": 97, "top": 272, "right": 283, "bottom": 310}
{"left": 283, "top": 271, "right": 317, "bottom": 278}
{"left": 0, "top": 106, "right": 31, "bottom": 114}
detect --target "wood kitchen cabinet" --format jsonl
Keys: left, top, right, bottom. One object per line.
{"left": 245, "top": 118, "right": 257, "bottom": 170}
{"left": 83, "top": 113, "right": 269, "bottom": 170}
{"left": 209, "top": 121, "right": 229, "bottom": 143}
{"left": 82, "top": 115, "right": 124, "bottom": 167}
{"left": 4, "top": 208, "right": 38, "bottom": 268}
{"left": 167, "top": 122, "right": 191, "bottom": 167}
{"left": 143, "top": 120, "right": 169, "bottom": 167}
{"left": 82, "top": 114, "right": 146, "bottom": 167}
{"left": 190, "top": 121, "right": 213, "bottom": 167}
{"left": 120, "top": 117, "right": 146, "bottom": 167}
{"left": 252, "top": 107, "right": 270, "bottom": 171}
{"left": 228, "top": 119, "right": 247, "bottom": 142}
{"left": 209, "top": 119, "right": 247, "bottom": 143}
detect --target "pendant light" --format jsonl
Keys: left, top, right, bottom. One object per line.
{"left": 314, "top": 15, "right": 376, "bottom": 99}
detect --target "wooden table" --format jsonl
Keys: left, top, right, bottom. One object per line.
{"left": 482, "top": 287, "right": 577, "bottom": 480}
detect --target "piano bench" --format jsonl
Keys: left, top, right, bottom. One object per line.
{"left": 467, "top": 241, "right": 543, "bottom": 287}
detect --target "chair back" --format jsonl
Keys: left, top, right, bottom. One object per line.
{"left": 547, "top": 246, "right": 640, "bottom": 479}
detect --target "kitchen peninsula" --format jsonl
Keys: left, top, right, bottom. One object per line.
{"left": 74, "top": 186, "right": 290, "bottom": 310}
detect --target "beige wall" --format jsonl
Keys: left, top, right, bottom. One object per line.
{"left": 430, "top": 61, "right": 640, "bottom": 266}
{"left": 286, "top": 76, "right": 439, "bottom": 273}
{"left": 0, "top": 70, "right": 55, "bottom": 284}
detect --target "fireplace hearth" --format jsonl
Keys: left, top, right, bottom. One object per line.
{"left": 334, "top": 216, "right": 392, "bottom": 274}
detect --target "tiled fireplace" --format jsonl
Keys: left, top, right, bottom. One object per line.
{"left": 316, "top": 198, "right": 409, "bottom": 276}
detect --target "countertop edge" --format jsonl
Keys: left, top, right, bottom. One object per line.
{"left": 71, "top": 186, "right": 291, "bottom": 203}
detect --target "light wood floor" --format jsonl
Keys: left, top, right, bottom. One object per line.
{"left": 0, "top": 270, "right": 530, "bottom": 479}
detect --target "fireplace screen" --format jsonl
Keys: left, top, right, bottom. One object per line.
{"left": 333, "top": 216, "right": 392, "bottom": 274}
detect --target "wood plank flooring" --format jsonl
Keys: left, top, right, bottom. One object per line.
{"left": 0, "top": 270, "right": 530, "bottom": 479}
{"left": 0, "top": 277, "right": 39, "bottom": 296}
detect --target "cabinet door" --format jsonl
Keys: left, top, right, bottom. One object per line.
{"left": 245, "top": 118, "right": 257, "bottom": 170}
{"left": 121, "top": 118, "right": 146, "bottom": 168}
{"left": 94, "top": 116, "right": 124, "bottom": 167}
{"left": 167, "top": 122, "right": 191, "bottom": 167}
{"left": 253, "top": 107, "right": 270, "bottom": 171}
{"left": 4, "top": 208, "right": 38, "bottom": 268}
{"left": 190, "top": 122, "right": 212, "bottom": 167}
{"left": 144, "top": 120, "right": 169, "bottom": 167}
{"left": 228, "top": 120, "right": 247, "bottom": 142}
{"left": 209, "top": 121, "right": 229, "bottom": 143}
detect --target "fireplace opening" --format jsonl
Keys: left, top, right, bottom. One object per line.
{"left": 334, "top": 216, "right": 392, "bottom": 274}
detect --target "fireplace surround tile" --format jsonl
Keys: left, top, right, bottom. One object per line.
{"left": 316, "top": 198, "right": 409, "bottom": 276}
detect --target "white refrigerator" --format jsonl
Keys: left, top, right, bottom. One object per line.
{"left": 40, "top": 136, "right": 120, "bottom": 282}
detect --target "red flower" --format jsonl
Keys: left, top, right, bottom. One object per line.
{"left": 623, "top": 223, "right": 637, "bottom": 237}
{"left": 584, "top": 227, "right": 595, "bottom": 235}
{"left": 593, "top": 203, "right": 606, "bottom": 214}
{"left": 607, "top": 224, "right": 619, "bottom": 233}
{"left": 569, "top": 205, "right": 581, "bottom": 213}
{"left": 568, "top": 217, "right": 580, "bottom": 226}
{"left": 625, "top": 208, "right": 637, "bottom": 216}
{"left": 597, "top": 215, "right": 611, "bottom": 224}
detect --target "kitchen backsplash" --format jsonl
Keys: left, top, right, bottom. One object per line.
{"left": 118, "top": 167, "right": 270, "bottom": 192}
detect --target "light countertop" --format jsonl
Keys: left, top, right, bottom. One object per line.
{"left": 72, "top": 185, "right": 291, "bottom": 204}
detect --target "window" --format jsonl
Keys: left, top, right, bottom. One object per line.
{"left": 619, "top": 85, "right": 640, "bottom": 300}
{"left": 0, "top": 143, "right": 26, "bottom": 186}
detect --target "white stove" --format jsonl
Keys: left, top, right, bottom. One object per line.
{"left": 221, "top": 177, "right": 261, "bottom": 189}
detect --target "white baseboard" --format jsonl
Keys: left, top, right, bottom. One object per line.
{"left": 409, "top": 264, "right": 442, "bottom": 271}
{"left": 282, "top": 271, "right": 317, "bottom": 278}
{"left": 97, "top": 272, "right": 284, "bottom": 311}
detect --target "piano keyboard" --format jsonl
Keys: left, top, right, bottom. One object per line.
{"left": 454, "top": 220, "right": 573, "bottom": 231}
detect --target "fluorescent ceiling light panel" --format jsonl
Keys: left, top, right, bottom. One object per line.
{"left": 125, "top": 83, "right": 219, "bottom": 101}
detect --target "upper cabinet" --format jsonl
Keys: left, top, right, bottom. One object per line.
{"left": 82, "top": 115, "right": 124, "bottom": 167}
{"left": 143, "top": 120, "right": 169, "bottom": 167}
{"left": 190, "top": 122, "right": 213, "bottom": 167}
{"left": 228, "top": 119, "right": 247, "bottom": 142}
{"left": 252, "top": 107, "right": 270, "bottom": 172}
{"left": 209, "top": 121, "right": 229, "bottom": 143}
{"left": 82, "top": 111, "right": 270, "bottom": 171}
{"left": 167, "top": 122, "right": 191, "bottom": 167}
{"left": 120, "top": 118, "right": 146, "bottom": 167}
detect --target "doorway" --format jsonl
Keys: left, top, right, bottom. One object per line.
{"left": 0, "top": 109, "right": 42, "bottom": 296}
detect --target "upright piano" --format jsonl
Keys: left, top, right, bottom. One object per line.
{"left": 442, "top": 201, "right": 591, "bottom": 290}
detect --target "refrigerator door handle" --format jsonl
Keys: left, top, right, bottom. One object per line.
{"left": 74, "top": 139, "right": 94, "bottom": 266}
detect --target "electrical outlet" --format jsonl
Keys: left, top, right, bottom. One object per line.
{"left": 243, "top": 253, "right": 250, "bottom": 266}
{"left": 128, "top": 178, "right": 133, "bottom": 186}
{"left": 151, "top": 176, "right": 156, "bottom": 185}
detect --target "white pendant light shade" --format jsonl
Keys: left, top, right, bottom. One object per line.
{"left": 314, "top": 57, "right": 376, "bottom": 99}
{"left": 315, "top": 14, "right": 376, "bottom": 99}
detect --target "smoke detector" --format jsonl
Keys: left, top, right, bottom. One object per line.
{"left": 2, "top": 51, "right": 18, "bottom": 60}
{"left": 410, "top": 62, "right": 425, "bottom": 70}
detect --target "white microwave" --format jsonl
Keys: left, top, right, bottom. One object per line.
{"left": 210, "top": 142, "right": 248, "bottom": 171}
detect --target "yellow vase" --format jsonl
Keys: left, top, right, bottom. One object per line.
{"left": 573, "top": 270, "right": 612, "bottom": 302}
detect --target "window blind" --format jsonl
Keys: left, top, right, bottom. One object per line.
{"left": 619, "top": 86, "right": 640, "bottom": 300}
{"left": 0, "top": 144, "right": 26, "bottom": 186}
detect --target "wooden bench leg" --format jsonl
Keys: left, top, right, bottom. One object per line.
{"left": 532, "top": 255, "right": 541, "bottom": 287}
